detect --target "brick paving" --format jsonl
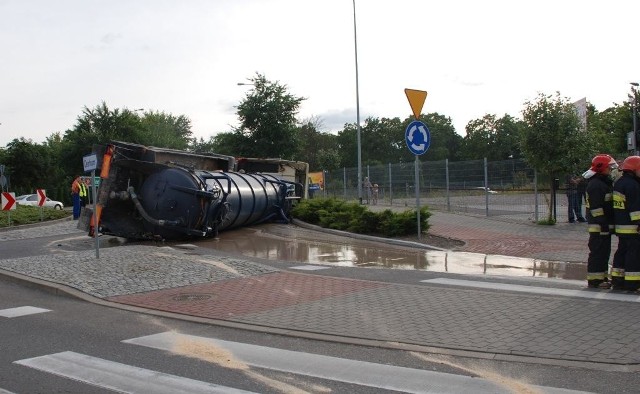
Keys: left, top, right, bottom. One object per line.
{"left": 1, "top": 213, "right": 638, "bottom": 367}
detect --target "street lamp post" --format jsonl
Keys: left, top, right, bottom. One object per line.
{"left": 353, "top": 0, "right": 362, "bottom": 204}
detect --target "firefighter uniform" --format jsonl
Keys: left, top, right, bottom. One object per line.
{"left": 612, "top": 164, "right": 640, "bottom": 291}
{"left": 585, "top": 172, "right": 614, "bottom": 288}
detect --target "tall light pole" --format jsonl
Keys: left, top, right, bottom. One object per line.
{"left": 353, "top": 0, "right": 362, "bottom": 204}
{"left": 632, "top": 82, "right": 638, "bottom": 155}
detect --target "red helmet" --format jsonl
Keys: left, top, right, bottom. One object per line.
{"left": 590, "top": 154, "right": 616, "bottom": 173}
{"left": 621, "top": 156, "right": 640, "bottom": 172}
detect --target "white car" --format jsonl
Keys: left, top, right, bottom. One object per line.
{"left": 474, "top": 187, "right": 498, "bottom": 194}
{"left": 15, "top": 194, "right": 65, "bottom": 210}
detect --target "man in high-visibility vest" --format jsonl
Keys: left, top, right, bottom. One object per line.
{"left": 71, "top": 175, "right": 87, "bottom": 219}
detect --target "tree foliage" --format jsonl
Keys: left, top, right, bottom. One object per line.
{"left": 520, "top": 92, "right": 588, "bottom": 178}
{"left": 234, "top": 73, "right": 304, "bottom": 159}
{"left": 462, "top": 114, "right": 524, "bottom": 160}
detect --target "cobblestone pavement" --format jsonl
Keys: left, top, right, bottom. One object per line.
{"left": 1, "top": 213, "right": 637, "bottom": 368}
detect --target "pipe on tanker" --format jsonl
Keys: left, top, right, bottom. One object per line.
{"left": 128, "top": 186, "right": 183, "bottom": 228}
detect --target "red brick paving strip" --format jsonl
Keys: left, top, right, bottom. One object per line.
{"left": 107, "top": 272, "right": 389, "bottom": 319}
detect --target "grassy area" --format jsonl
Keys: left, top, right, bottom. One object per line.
{"left": 0, "top": 205, "right": 71, "bottom": 228}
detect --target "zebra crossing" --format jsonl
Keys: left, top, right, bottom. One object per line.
{"left": 0, "top": 306, "right": 50, "bottom": 318}
{"left": 5, "top": 328, "right": 585, "bottom": 393}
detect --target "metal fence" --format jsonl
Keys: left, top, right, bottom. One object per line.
{"left": 318, "top": 158, "right": 576, "bottom": 224}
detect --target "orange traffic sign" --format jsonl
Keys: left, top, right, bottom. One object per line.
{"left": 404, "top": 88, "right": 428, "bottom": 120}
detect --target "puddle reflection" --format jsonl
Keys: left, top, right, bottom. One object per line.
{"left": 196, "top": 224, "right": 585, "bottom": 281}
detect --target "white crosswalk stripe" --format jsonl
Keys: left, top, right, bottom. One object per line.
{"left": 14, "top": 351, "right": 255, "bottom": 394}
{"left": 0, "top": 306, "right": 51, "bottom": 318}
{"left": 422, "top": 278, "right": 640, "bottom": 302}
{"left": 11, "top": 331, "right": 588, "bottom": 394}
{"left": 124, "top": 331, "right": 584, "bottom": 394}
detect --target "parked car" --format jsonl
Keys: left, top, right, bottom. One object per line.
{"left": 15, "top": 194, "right": 64, "bottom": 210}
{"left": 474, "top": 187, "right": 498, "bottom": 194}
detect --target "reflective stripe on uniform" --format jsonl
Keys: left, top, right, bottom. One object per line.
{"left": 604, "top": 192, "right": 612, "bottom": 201}
{"left": 611, "top": 268, "right": 625, "bottom": 277}
{"left": 587, "top": 224, "right": 609, "bottom": 234}
{"left": 590, "top": 207, "right": 604, "bottom": 217}
{"left": 630, "top": 210, "right": 640, "bottom": 221}
{"left": 615, "top": 224, "right": 638, "bottom": 234}
{"left": 625, "top": 272, "right": 640, "bottom": 281}
{"left": 587, "top": 272, "right": 607, "bottom": 280}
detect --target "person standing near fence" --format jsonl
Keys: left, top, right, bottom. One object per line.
{"left": 363, "top": 177, "right": 372, "bottom": 204}
{"left": 612, "top": 156, "right": 640, "bottom": 291}
{"left": 565, "top": 174, "right": 586, "bottom": 223}
{"left": 583, "top": 154, "right": 617, "bottom": 289}
{"left": 372, "top": 183, "right": 379, "bottom": 205}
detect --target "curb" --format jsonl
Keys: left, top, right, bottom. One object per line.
{"left": 291, "top": 219, "right": 447, "bottom": 251}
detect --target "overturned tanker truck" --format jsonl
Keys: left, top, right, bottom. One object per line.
{"left": 83, "top": 141, "right": 308, "bottom": 241}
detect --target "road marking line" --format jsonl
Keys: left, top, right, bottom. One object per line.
{"left": 124, "top": 332, "right": 580, "bottom": 394}
{"left": 422, "top": 278, "right": 640, "bottom": 302}
{"left": 14, "top": 351, "right": 254, "bottom": 394}
{"left": 289, "top": 265, "right": 330, "bottom": 271}
{"left": 0, "top": 306, "right": 51, "bottom": 318}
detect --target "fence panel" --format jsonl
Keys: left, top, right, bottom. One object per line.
{"left": 321, "top": 158, "right": 572, "bottom": 224}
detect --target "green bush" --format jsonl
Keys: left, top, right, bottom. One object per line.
{"left": 291, "top": 198, "right": 430, "bottom": 237}
{"left": 0, "top": 205, "right": 70, "bottom": 227}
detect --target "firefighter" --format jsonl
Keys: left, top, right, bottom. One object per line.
{"left": 583, "top": 154, "right": 617, "bottom": 289}
{"left": 612, "top": 156, "right": 640, "bottom": 291}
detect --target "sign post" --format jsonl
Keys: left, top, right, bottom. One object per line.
{"left": 83, "top": 153, "right": 99, "bottom": 259}
{"left": 404, "top": 89, "right": 430, "bottom": 240}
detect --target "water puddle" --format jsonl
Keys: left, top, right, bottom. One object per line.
{"left": 196, "top": 224, "right": 586, "bottom": 281}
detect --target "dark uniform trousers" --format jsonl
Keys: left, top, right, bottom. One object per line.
{"left": 612, "top": 235, "right": 640, "bottom": 290}
{"left": 587, "top": 232, "right": 611, "bottom": 282}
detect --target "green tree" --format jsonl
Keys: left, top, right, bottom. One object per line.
{"left": 461, "top": 114, "right": 524, "bottom": 160}
{"left": 295, "top": 117, "right": 342, "bottom": 171}
{"left": 2, "top": 138, "right": 60, "bottom": 198}
{"left": 235, "top": 73, "right": 305, "bottom": 159}
{"left": 138, "top": 111, "right": 193, "bottom": 149}
{"left": 194, "top": 132, "right": 250, "bottom": 157}
{"left": 589, "top": 102, "right": 633, "bottom": 156}
{"left": 520, "top": 92, "right": 588, "bottom": 221}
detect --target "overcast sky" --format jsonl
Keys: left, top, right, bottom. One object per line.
{"left": 1, "top": 0, "right": 638, "bottom": 147}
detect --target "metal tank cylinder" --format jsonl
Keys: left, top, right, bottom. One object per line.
{"left": 134, "top": 167, "right": 291, "bottom": 239}
{"left": 202, "top": 171, "right": 287, "bottom": 231}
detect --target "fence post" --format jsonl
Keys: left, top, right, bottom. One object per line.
{"left": 388, "top": 163, "right": 392, "bottom": 205}
{"left": 445, "top": 158, "right": 450, "bottom": 211}
{"left": 343, "top": 167, "right": 347, "bottom": 200}
{"left": 484, "top": 157, "right": 489, "bottom": 216}
{"left": 534, "top": 169, "right": 539, "bottom": 222}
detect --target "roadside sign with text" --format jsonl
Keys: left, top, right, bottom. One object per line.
{"left": 1, "top": 192, "right": 16, "bottom": 210}
{"left": 83, "top": 153, "right": 98, "bottom": 172}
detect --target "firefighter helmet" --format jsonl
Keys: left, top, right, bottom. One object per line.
{"left": 621, "top": 156, "right": 640, "bottom": 172}
{"left": 590, "top": 154, "right": 616, "bottom": 173}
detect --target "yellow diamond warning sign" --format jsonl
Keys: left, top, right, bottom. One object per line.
{"left": 404, "top": 88, "right": 428, "bottom": 120}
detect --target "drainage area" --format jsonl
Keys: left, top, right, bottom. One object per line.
{"left": 197, "top": 224, "right": 586, "bottom": 281}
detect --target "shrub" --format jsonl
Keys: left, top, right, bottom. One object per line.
{"left": 291, "top": 198, "right": 431, "bottom": 237}
{"left": 0, "top": 205, "right": 70, "bottom": 227}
